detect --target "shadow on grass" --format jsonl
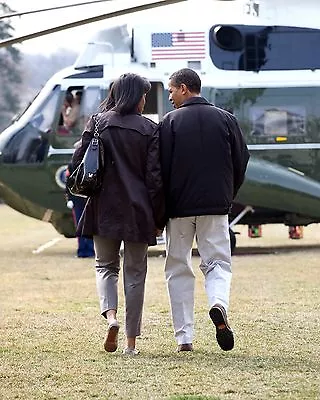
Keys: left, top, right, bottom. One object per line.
{"left": 112, "top": 349, "right": 320, "bottom": 374}
{"left": 168, "top": 396, "right": 220, "bottom": 400}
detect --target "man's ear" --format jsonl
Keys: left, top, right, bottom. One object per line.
{"left": 180, "top": 83, "right": 188, "bottom": 95}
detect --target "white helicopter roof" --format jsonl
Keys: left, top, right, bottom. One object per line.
{"left": 74, "top": 25, "right": 132, "bottom": 69}
{"left": 45, "top": 0, "right": 320, "bottom": 92}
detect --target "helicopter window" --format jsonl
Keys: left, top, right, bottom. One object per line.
{"left": 80, "top": 87, "right": 102, "bottom": 123}
{"left": 210, "top": 25, "right": 320, "bottom": 71}
{"left": 215, "top": 87, "right": 320, "bottom": 143}
{"left": 162, "top": 87, "right": 214, "bottom": 116}
{"left": 53, "top": 86, "right": 103, "bottom": 150}
{"left": 12, "top": 90, "right": 41, "bottom": 123}
{"left": 58, "top": 88, "right": 83, "bottom": 136}
{"left": 1, "top": 123, "right": 49, "bottom": 164}
{"left": 1, "top": 86, "right": 61, "bottom": 164}
{"left": 57, "top": 87, "right": 101, "bottom": 137}
{"left": 250, "top": 106, "right": 306, "bottom": 137}
{"left": 187, "top": 61, "right": 201, "bottom": 70}
{"left": 31, "top": 85, "right": 60, "bottom": 132}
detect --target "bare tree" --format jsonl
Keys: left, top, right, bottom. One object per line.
{"left": 0, "top": 2, "right": 22, "bottom": 131}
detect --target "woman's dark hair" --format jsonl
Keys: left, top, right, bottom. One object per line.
{"left": 169, "top": 68, "right": 201, "bottom": 94}
{"left": 99, "top": 84, "right": 115, "bottom": 112}
{"left": 99, "top": 73, "right": 151, "bottom": 114}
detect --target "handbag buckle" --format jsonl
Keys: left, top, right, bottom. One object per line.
{"left": 91, "top": 137, "right": 99, "bottom": 147}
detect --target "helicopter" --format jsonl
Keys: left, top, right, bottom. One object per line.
{"left": 0, "top": 0, "right": 320, "bottom": 253}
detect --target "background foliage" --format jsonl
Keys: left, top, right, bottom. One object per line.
{"left": 0, "top": 2, "right": 21, "bottom": 132}
{"left": 0, "top": 2, "right": 77, "bottom": 132}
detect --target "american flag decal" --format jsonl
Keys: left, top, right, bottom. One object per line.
{"left": 151, "top": 32, "right": 206, "bottom": 60}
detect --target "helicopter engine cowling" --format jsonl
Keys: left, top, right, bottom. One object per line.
{"left": 236, "top": 157, "right": 320, "bottom": 223}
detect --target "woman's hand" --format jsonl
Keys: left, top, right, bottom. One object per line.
{"left": 155, "top": 229, "right": 163, "bottom": 237}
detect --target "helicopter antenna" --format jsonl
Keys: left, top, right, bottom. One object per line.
{"left": 0, "top": 0, "right": 187, "bottom": 49}
{"left": 131, "top": 27, "right": 135, "bottom": 61}
{"left": 0, "top": 0, "right": 114, "bottom": 20}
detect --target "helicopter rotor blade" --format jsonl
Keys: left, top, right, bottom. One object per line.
{"left": 0, "top": 0, "right": 114, "bottom": 21}
{"left": 0, "top": 0, "right": 187, "bottom": 49}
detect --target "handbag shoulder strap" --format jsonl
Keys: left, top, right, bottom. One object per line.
{"left": 92, "top": 113, "right": 102, "bottom": 138}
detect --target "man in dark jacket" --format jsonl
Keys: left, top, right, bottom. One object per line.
{"left": 159, "top": 68, "right": 249, "bottom": 353}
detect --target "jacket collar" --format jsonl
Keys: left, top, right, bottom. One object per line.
{"left": 179, "top": 96, "right": 212, "bottom": 108}
{"left": 101, "top": 110, "right": 155, "bottom": 133}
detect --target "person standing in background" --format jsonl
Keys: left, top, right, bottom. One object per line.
{"left": 63, "top": 91, "right": 82, "bottom": 130}
{"left": 65, "top": 161, "right": 95, "bottom": 258}
{"left": 159, "top": 68, "right": 249, "bottom": 352}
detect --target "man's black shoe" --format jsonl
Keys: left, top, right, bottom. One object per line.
{"left": 209, "top": 304, "right": 234, "bottom": 351}
{"left": 177, "top": 343, "right": 193, "bottom": 352}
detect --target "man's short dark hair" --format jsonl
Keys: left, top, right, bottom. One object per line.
{"left": 169, "top": 68, "right": 201, "bottom": 94}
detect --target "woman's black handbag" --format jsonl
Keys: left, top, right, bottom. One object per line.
{"left": 67, "top": 114, "right": 104, "bottom": 197}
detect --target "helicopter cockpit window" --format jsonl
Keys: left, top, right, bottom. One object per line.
{"left": 210, "top": 25, "right": 320, "bottom": 71}
{"left": 31, "top": 85, "right": 60, "bottom": 132}
{"left": 1, "top": 85, "right": 60, "bottom": 164}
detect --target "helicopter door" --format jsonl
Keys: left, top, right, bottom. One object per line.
{"left": 52, "top": 86, "right": 103, "bottom": 149}
{"left": 143, "top": 82, "right": 164, "bottom": 123}
{"left": 41, "top": 85, "right": 103, "bottom": 213}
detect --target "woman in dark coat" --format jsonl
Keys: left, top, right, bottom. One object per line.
{"left": 71, "top": 73, "right": 165, "bottom": 355}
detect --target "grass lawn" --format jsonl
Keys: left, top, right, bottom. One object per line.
{"left": 0, "top": 206, "right": 319, "bottom": 399}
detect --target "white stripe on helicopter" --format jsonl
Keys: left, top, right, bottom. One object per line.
{"left": 248, "top": 144, "right": 320, "bottom": 150}
{"left": 47, "top": 143, "right": 320, "bottom": 158}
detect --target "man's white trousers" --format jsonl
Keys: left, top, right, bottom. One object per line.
{"left": 165, "top": 215, "right": 232, "bottom": 345}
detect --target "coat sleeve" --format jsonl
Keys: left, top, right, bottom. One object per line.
{"left": 145, "top": 127, "right": 167, "bottom": 230}
{"left": 70, "top": 115, "right": 95, "bottom": 169}
{"left": 226, "top": 113, "right": 250, "bottom": 198}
